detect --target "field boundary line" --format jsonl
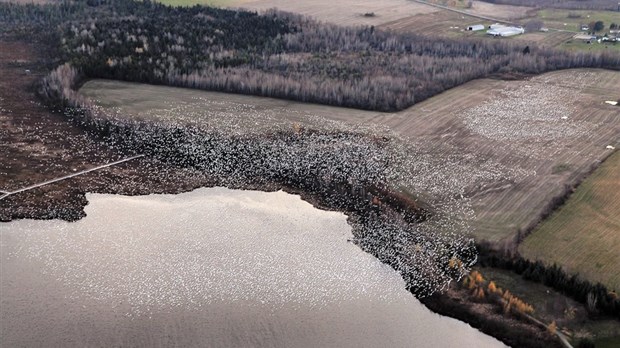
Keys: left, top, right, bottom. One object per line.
{"left": 0, "top": 154, "right": 145, "bottom": 201}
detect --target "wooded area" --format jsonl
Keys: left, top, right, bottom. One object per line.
{"left": 480, "top": 245, "right": 620, "bottom": 319}
{"left": 2, "top": 0, "right": 619, "bottom": 112}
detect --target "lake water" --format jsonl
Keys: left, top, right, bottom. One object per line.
{"left": 0, "top": 188, "right": 506, "bottom": 347}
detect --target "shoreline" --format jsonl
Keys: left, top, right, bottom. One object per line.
{"left": 2, "top": 182, "right": 561, "bottom": 348}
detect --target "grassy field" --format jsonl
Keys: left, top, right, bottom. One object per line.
{"left": 80, "top": 69, "right": 620, "bottom": 244}
{"left": 560, "top": 39, "right": 620, "bottom": 52}
{"left": 520, "top": 151, "right": 620, "bottom": 291}
{"left": 480, "top": 267, "right": 620, "bottom": 345}
{"left": 536, "top": 9, "right": 620, "bottom": 32}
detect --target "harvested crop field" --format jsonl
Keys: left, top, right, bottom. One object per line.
{"left": 378, "top": 10, "right": 483, "bottom": 37}
{"left": 79, "top": 69, "right": 620, "bottom": 245}
{"left": 232, "top": 0, "right": 439, "bottom": 27}
{"left": 520, "top": 151, "right": 620, "bottom": 290}
{"left": 512, "top": 31, "right": 575, "bottom": 48}
{"left": 464, "top": 1, "right": 531, "bottom": 20}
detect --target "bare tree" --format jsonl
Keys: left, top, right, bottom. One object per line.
{"left": 524, "top": 20, "right": 544, "bottom": 32}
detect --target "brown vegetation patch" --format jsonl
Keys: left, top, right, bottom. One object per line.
{"left": 378, "top": 10, "right": 480, "bottom": 36}
{"left": 0, "top": 40, "right": 219, "bottom": 221}
{"left": 421, "top": 282, "right": 562, "bottom": 348}
{"left": 235, "top": 0, "right": 439, "bottom": 26}
{"left": 467, "top": 0, "right": 532, "bottom": 20}
{"left": 513, "top": 31, "right": 575, "bottom": 48}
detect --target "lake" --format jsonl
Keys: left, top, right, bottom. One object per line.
{"left": 0, "top": 188, "right": 506, "bottom": 347}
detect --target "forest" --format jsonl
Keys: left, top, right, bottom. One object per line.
{"left": 2, "top": 0, "right": 620, "bottom": 112}
{"left": 480, "top": 0, "right": 620, "bottom": 11}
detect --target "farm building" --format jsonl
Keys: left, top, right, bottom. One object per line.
{"left": 486, "top": 25, "right": 524, "bottom": 37}
{"left": 489, "top": 23, "right": 504, "bottom": 30}
{"left": 467, "top": 24, "right": 485, "bottom": 31}
{"left": 574, "top": 34, "right": 597, "bottom": 41}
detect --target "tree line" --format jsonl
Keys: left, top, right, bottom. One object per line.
{"left": 479, "top": 244, "right": 620, "bottom": 319}
{"left": 3, "top": 0, "right": 620, "bottom": 112}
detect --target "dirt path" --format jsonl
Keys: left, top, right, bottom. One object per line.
{"left": 0, "top": 155, "right": 145, "bottom": 201}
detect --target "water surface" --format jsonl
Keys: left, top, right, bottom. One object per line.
{"left": 0, "top": 188, "right": 505, "bottom": 347}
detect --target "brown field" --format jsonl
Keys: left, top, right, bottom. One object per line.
{"left": 379, "top": 10, "right": 484, "bottom": 36}
{"left": 232, "top": 0, "right": 439, "bottom": 27}
{"left": 519, "top": 151, "right": 620, "bottom": 290}
{"left": 464, "top": 0, "right": 532, "bottom": 20}
{"left": 512, "top": 31, "right": 575, "bottom": 48}
{"left": 80, "top": 69, "right": 620, "bottom": 245}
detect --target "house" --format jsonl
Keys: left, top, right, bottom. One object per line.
{"left": 486, "top": 25, "right": 525, "bottom": 37}
{"left": 467, "top": 24, "right": 485, "bottom": 31}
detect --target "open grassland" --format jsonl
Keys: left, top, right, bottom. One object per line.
{"left": 560, "top": 39, "right": 620, "bottom": 52}
{"left": 535, "top": 9, "right": 620, "bottom": 32}
{"left": 520, "top": 152, "right": 620, "bottom": 291}
{"left": 80, "top": 69, "right": 620, "bottom": 245}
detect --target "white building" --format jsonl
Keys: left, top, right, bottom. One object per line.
{"left": 467, "top": 24, "right": 485, "bottom": 31}
{"left": 486, "top": 25, "right": 525, "bottom": 37}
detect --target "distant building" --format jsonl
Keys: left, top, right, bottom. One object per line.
{"left": 574, "top": 33, "right": 597, "bottom": 41}
{"left": 486, "top": 25, "right": 524, "bottom": 37}
{"left": 467, "top": 24, "right": 485, "bottom": 31}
